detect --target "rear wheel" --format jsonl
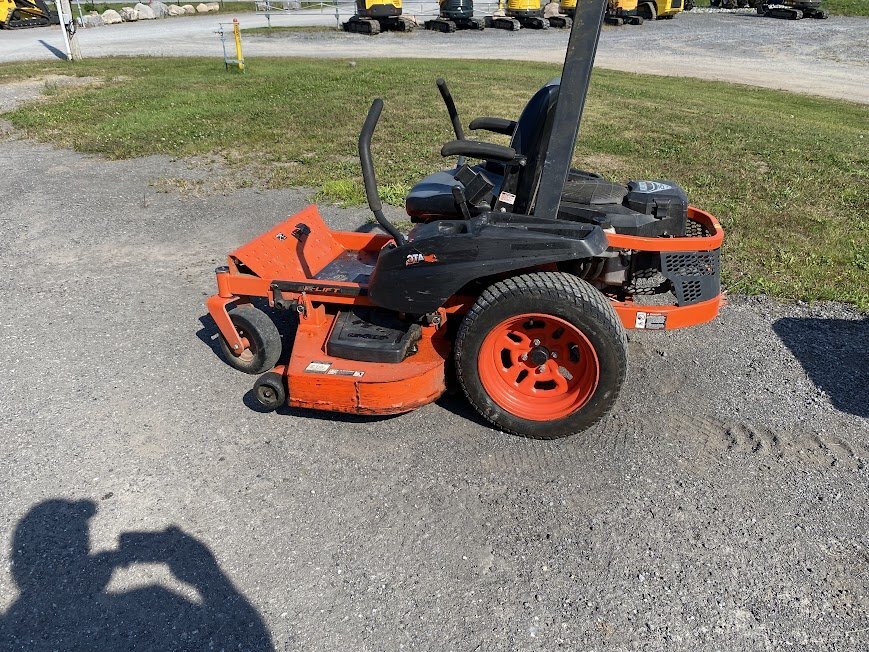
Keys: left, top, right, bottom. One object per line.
{"left": 455, "top": 272, "right": 627, "bottom": 439}
{"left": 218, "top": 306, "right": 282, "bottom": 375}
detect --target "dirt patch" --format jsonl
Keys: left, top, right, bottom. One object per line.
{"left": 0, "top": 75, "right": 102, "bottom": 113}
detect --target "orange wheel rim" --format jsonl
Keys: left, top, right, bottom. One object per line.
{"left": 477, "top": 314, "right": 600, "bottom": 421}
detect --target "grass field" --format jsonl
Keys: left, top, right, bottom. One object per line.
{"left": 822, "top": 0, "right": 869, "bottom": 16}
{"left": 1, "top": 58, "right": 866, "bottom": 308}
{"left": 689, "top": 0, "right": 867, "bottom": 14}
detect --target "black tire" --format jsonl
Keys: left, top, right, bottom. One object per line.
{"left": 254, "top": 372, "right": 286, "bottom": 410}
{"left": 638, "top": 2, "right": 656, "bottom": 21}
{"left": 218, "top": 306, "right": 282, "bottom": 375}
{"left": 455, "top": 272, "right": 627, "bottom": 440}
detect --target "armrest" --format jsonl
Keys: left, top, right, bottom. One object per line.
{"left": 440, "top": 139, "right": 524, "bottom": 164}
{"left": 468, "top": 117, "right": 518, "bottom": 136}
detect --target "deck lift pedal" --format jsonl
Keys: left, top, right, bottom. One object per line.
{"left": 206, "top": 0, "right": 724, "bottom": 439}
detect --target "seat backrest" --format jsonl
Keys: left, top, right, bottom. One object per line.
{"left": 507, "top": 78, "right": 561, "bottom": 214}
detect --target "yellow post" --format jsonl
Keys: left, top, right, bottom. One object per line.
{"left": 232, "top": 18, "right": 244, "bottom": 72}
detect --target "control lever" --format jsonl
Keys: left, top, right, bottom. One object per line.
{"left": 451, "top": 186, "right": 473, "bottom": 221}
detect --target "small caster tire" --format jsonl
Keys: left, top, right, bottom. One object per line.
{"left": 218, "top": 305, "right": 282, "bottom": 375}
{"left": 254, "top": 372, "right": 286, "bottom": 410}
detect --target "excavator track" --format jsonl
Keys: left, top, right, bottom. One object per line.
{"left": 3, "top": 10, "right": 50, "bottom": 28}
{"left": 343, "top": 16, "right": 381, "bottom": 34}
{"left": 758, "top": 2, "right": 827, "bottom": 19}
{"left": 547, "top": 15, "right": 572, "bottom": 28}
{"left": 521, "top": 16, "right": 549, "bottom": 29}
{"left": 486, "top": 16, "right": 522, "bottom": 30}
{"left": 424, "top": 18, "right": 457, "bottom": 32}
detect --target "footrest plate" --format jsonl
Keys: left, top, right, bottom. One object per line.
{"left": 326, "top": 309, "right": 422, "bottom": 363}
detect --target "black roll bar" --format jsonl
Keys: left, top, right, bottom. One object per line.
{"left": 358, "top": 99, "right": 407, "bottom": 246}
{"left": 533, "top": 0, "right": 607, "bottom": 221}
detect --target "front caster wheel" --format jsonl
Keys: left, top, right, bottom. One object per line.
{"left": 455, "top": 272, "right": 627, "bottom": 440}
{"left": 218, "top": 306, "right": 282, "bottom": 375}
{"left": 254, "top": 372, "right": 286, "bottom": 410}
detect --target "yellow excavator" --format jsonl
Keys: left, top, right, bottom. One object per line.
{"left": 0, "top": 0, "right": 58, "bottom": 28}
{"left": 342, "top": 0, "right": 416, "bottom": 34}
{"left": 560, "top": 0, "right": 642, "bottom": 24}
{"left": 487, "top": 0, "right": 571, "bottom": 30}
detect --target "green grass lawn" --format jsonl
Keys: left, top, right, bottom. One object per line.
{"left": 689, "top": 0, "right": 868, "bottom": 15}
{"left": 1, "top": 58, "right": 866, "bottom": 308}
{"left": 822, "top": 0, "right": 869, "bottom": 15}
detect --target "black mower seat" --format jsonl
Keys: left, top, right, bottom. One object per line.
{"left": 406, "top": 166, "right": 503, "bottom": 221}
{"left": 406, "top": 167, "right": 625, "bottom": 221}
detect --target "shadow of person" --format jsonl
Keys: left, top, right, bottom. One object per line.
{"left": 773, "top": 316, "right": 868, "bottom": 418}
{"left": 0, "top": 499, "right": 274, "bottom": 651}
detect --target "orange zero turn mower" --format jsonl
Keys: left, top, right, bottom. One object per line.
{"left": 205, "top": 0, "right": 724, "bottom": 439}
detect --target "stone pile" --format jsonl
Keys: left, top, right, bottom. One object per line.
{"left": 77, "top": 0, "right": 224, "bottom": 27}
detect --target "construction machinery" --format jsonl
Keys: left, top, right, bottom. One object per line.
{"left": 424, "top": 0, "right": 485, "bottom": 32}
{"left": 636, "top": 0, "right": 683, "bottom": 20}
{"left": 487, "top": 0, "right": 572, "bottom": 30}
{"left": 757, "top": 0, "right": 827, "bottom": 19}
{"left": 343, "top": 0, "right": 416, "bottom": 35}
{"left": 0, "top": 0, "right": 58, "bottom": 29}
{"left": 206, "top": 0, "right": 724, "bottom": 439}
{"left": 560, "top": 0, "right": 643, "bottom": 25}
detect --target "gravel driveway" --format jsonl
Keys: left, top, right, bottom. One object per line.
{"left": 1, "top": 131, "right": 866, "bottom": 650}
{"left": 1, "top": 11, "right": 867, "bottom": 102}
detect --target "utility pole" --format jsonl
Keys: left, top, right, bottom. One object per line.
{"left": 57, "top": 0, "right": 82, "bottom": 61}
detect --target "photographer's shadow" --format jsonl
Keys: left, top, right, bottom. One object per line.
{"left": 773, "top": 316, "right": 868, "bottom": 418}
{"left": 0, "top": 499, "right": 274, "bottom": 651}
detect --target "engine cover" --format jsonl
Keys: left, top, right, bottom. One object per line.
{"left": 623, "top": 180, "right": 688, "bottom": 237}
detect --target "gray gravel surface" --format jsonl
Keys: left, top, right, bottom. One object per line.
{"left": 0, "top": 134, "right": 867, "bottom": 650}
{"left": 1, "top": 11, "right": 867, "bottom": 103}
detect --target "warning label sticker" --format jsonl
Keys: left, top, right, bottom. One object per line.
{"left": 636, "top": 181, "right": 673, "bottom": 193}
{"left": 498, "top": 191, "right": 516, "bottom": 206}
{"left": 327, "top": 369, "right": 365, "bottom": 378}
{"left": 304, "top": 361, "right": 332, "bottom": 374}
{"left": 635, "top": 312, "right": 667, "bottom": 330}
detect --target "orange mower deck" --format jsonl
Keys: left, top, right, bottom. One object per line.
{"left": 206, "top": 205, "right": 723, "bottom": 416}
